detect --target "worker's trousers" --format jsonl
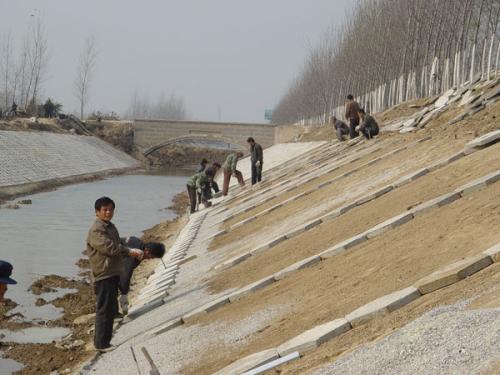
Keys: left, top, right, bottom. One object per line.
{"left": 94, "top": 276, "right": 119, "bottom": 349}
{"left": 222, "top": 169, "right": 244, "bottom": 195}
{"left": 251, "top": 163, "right": 262, "bottom": 185}
{"left": 187, "top": 185, "right": 197, "bottom": 213}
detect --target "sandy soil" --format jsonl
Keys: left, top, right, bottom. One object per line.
{"left": 208, "top": 142, "right": 500, "bottom": 292}
{"left": 184, "top": 182, "right": 500, "bottom": 374}
{"left": 209, "top": 136, "right": 464, "bottom": 261}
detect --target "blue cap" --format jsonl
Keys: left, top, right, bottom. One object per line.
{"left": 0, "top": 261, "right": 17, "bottom": 285}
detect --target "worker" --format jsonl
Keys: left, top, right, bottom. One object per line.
{"left": 222, "top": 151, "right": 245, "bottom": 196}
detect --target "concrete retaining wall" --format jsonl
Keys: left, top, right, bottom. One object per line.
{"left": 0, "top": 130, "right": 140, "bottom": 198}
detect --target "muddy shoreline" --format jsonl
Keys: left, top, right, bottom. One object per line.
{"left": 0, "top": 191, "right": 189, "bottom": 375}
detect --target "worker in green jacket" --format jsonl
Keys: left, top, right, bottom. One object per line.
{"left": 186, "top": 168, "right": 215, "bottom": 213}
{"left": 222, "top": 151, "right": 245, "bottom": 196}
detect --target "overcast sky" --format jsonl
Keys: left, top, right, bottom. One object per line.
{"left": 1, "top": 0, "right": 351, "bottom": 123}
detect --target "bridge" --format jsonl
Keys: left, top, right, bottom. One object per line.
{"left": 133, "top": 119, "right": 279, "bottom": 156}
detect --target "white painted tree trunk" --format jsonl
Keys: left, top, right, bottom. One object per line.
{"left": 481, "top": 41, "right": 487, "bottom": 80}
{"left": 487, "top": 34, "right": 494, "bottom": 80}
{"left": 470, "top": 44, "right": 476, "bottom": 83}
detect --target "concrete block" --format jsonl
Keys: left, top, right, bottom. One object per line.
{"left": 341, "top": 233, "right": 368, "bottom": 250}
{"left": 319, "top": 243, "right": 345, "bottom": 259}
{"left": 181, "top": 296, "right": 230, "bottom": 323}
{"left": 250, "top": 243, "right": 271, "bottom": 255}
{"left": 465, "top": 129, "right": 500, "bottom": 150}
{"left": 177, "top": 254, "right": 197, "bottom": 266}
{"left": 411, "top": 192, "right": 461, "bottom": 216}
{"left": 339, "top": 202, "right": 357, "bottom": 215}
{"left": 277, "top": 319, "right": 351, "bottom": 356}
{"left": 152, "top": 318, "right": 183, "bottom": 335}
{"left": 274, "top": 256, "right": 321, "bottom": 280}
{"left": 484, "top": 243, "right": 500, "bottom": 262}
{"left": 267, "top": 235, "right": 287, "bottom": 248}
{"left": 304, "top": 218, "right": 323, "bottom": 231}
{"left": 267, "top": 203, "right": 283, "bottom": 213}
{"left": 484, "top": 170, "right": 500, "bottom": 186}
{"left": 213, "top": 229, "right": 227, "bottom": 238}
{"left": 126, "top": 298, "right": 165, "bottom": 320}
{"left": 366, "top": 157, "right": 382, "bottom": 166}
{"left": 319, "top": 209, "right": 342, "bottom": 223}
{"left": 415, "top": 254, "right": 492, "bottom": 294}
{"left": 213, "top": 349, "right": 280, "bottom": 375}
{"left": 228, "top": 276, "right": 276, "bottom": 302}
{"left": 243, "top": 352, "right": 300, "bottom": 375}
{"left": 454, "top": 177, "right": 488, "bottom": 196}
{"left": 346, "top": 287, "right": 421, "bottom": 327}
{"left": 393, "top": 168, "right": 429, "bottom": 188}
{"left": 356, "top": 186, "right": 393, "bottom": 206}
{"left": 286, "top": 226, "right": 307, "bottom": 239}
{"left": 214, "top": 252, "right": 252, "bottom": 270}
{"left": 318, "top": 180, "right": 334, "bottom": 189}
{"left": 365, "top": 212, "right": 414, "bottom": 239}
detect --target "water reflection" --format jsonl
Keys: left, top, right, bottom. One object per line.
{"left": 0, "top": 173, "right": 185, "bottom": 320}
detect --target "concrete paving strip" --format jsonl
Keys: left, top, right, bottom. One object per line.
{"left": 393, "top": 168, "right": 430, "bottom": 188}
{"left": 415, "top": 254, "right": 493, "bottom": 294}
{"left": 365, "top": 212, "right": 414, "bottom": 239}
{"left": 465, "top": 129, "right": 500, "bottom": 150}
{"left": 228, "top": 276, "right": 276, "bottom": 302}
{"left": 483, "top": 242, "right": 500, "bottom": 262}
{"left": 181, "top": 295, "right": 231, "bottom": 323}
{"left": 410, "top": 191, "right": 462, "bottom": 216}
{"left": 274, "top": 256, "right": 322, "bottom": 280}
{"left": 213, "top": 349, "right": 280, "bottom": 375}
{"left": 277, "top": 319, "right": 351, "bottom": 356}
{"left": 151, "top": 318, "right": 183, "bottom": 336}
{"left": 126, "top": 298, "right": 165, "bottom": 320}
{"left": 242, "top": 352, "right": 300, "bottom": 375}
{"left": 346, "top": 287, "right": 421, "bottom": 327}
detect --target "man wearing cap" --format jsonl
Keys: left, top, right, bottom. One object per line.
{"left": 0, "top": 260, "right": 17, "bottom": 304}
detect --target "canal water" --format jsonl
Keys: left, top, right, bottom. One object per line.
{"left": 0, "top": 173, "right": 187, "bottom": 370}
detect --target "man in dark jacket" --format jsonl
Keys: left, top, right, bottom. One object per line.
{"left": 247, "top": 137, "right": 263, "bottom": 185}
{"left": 345, "top": 94, "right": 361, "bottom": 139}
{"left": 86, "top": 196, "right": 143, "bottom": 352}
{"left": 118, "top": 237, "right": 165, "bottom": 315}
{"left": 331, "top": 116, "right": 349, "bottom": 142}
{"left": 357, "top": 108, "right": 380, "bottom": 139}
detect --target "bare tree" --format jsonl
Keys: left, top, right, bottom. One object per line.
{"left": 74, "top": 36, "right": 98, "bottom": 120}
{"left": 125, "top": 90, "right": 188, "bottom": 120}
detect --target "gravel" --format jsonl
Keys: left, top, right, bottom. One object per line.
{"left": 314, "top": 302, "right": 500, "bottom": 375}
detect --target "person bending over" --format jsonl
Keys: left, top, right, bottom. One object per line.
{"left": 86, "top": 196, "right": 143, "bottom": 352}
{"left": 222, "top": 151, "right": 245, "bottom": 195}
{"left": 186, "top": 168, "right": 215, "bottom": 213}
{"left": 118, "top": 237, "right": 166, "bottom": 315}
{"left": 331, "top": 116, "right": 349, "bottom": 142}
{"left": 357, "top": 109, "right": 379, "bottom": 139}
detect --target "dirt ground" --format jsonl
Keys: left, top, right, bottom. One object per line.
{"left": 184, "top": 181, "right": 500, "bottom": 374}
{"left": 208, "top": 141, "right": 500, "bottom": 292}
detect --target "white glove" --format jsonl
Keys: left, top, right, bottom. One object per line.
{"left": 255, "top": 160, "right": 261, "bottom": 167}
{"left": 355, "top": 125, "right": 361, "bottom": 132}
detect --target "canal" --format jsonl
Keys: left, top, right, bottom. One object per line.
{"left": 0, "top": 172, "right": 187, "bottom": 372}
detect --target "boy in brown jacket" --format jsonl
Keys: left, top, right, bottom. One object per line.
{"left": 86, "top": 196, "right": 143, "bottom": 352}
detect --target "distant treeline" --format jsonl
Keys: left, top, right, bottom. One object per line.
{"left": 272, "top": 0, "right": 500, "bottom": 124}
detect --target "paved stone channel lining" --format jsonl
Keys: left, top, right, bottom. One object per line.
{"left": 125, "top": 212, "right": 208, "bottom": 319}
{"left": 0, "top": 131, "right": 139, "bottom": 188}
{"left": 214, "top": 241, "right": 500, "bottom": 374}
{"left": 217, "top": 140, "right": 390, "bottom": 225}
{"left": 161, "top": 168, "right": 500, "bottom": 329}
{"left": 214, "top": 139, "right": 383, "bottom": 218}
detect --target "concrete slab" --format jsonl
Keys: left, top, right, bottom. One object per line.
{"left": 319, "top": 208, "right": 342, "bottom": 223}
{"left": 365, "top": 212, "right": 414, "bottom": 239}
{"left": 286, "top": 226, "right": 307, "bottom": 240}
{"left": 277, "top": 318, "right": 351, "bottom": 356}
{"left": 484, "top": 243, "right": 500, "bottom": 262}
{"left": 274, "top": 256, "right": 321, "bottom": 280}
{"left": 229, "top": 276, "right": 276, "bottom": 302}
{"left": 319, "top": 243, "right": 345, "bottom": 259}
{"left": 126, "top": 297, "right": 165, "bottom": 320}
{"left": 356, "top": 185, "right": 393, "bottom": 206}
{"left": 411, "top": 192, "right": 461, "bottom": 216}
{"left": 415, "top": 254, "right": 493, "bottom": 294}
{"left": 213, "top": 349, "right": 280, "bottom": 375}
{"left": 151, "top": 318, "right": 183, "bottom": 336}
{"left": 346, "top": 287, "right": 421, "bottom": 327}
{"left": 393, "top": 168, "right": 429, "bottom": 188}
{"left": 465, "top": 129, "right": 500, "bottom": 150}
{"left": 304, "top": 218, "right": 323, "bottom": 231}
{"left": 267, "top": 235, "right": 287, "bottom": 248}
{"left": 243, "top": 352, "right": 300, "bottom": 375}
{"left": 214, "top": 252, "right": 252, "bottom": 270}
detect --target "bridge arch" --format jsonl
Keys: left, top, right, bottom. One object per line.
{"left": 142, "top": 134, "right": 245, "bottom": 157}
